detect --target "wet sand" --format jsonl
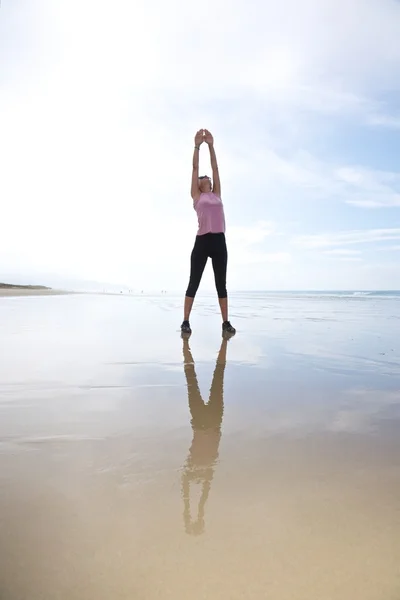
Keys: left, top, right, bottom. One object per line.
{"left": 0, "top": 292, "right": 399, "bottom": 599}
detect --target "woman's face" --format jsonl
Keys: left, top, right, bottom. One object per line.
{"left": 198, "top": 176, "right": 212, "bottom": 193}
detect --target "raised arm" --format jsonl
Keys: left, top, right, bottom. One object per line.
{"left": 204, "top": 129, "right": 221, "bottom": 197}
{"left": 191, "top": 130, "right": 203, "bottom": 202}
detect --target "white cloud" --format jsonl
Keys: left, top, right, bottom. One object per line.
{"left": 335, "top": 167, "right": 400, "bottom": 208}
{"left": 376, "top": 245, "right": 400, "bottom": 251}
{"left": 323, "top": 249, "right": 362, "bottom": 256}
{"left": 241, "top": 387, "right": 400, "bottom": 436}
{"left": 228, "top": 222, "right": 277, "bottom": 246}
{"left": 337, "top": 257, "right": 363, "bottom": 262}
{"left": 227, "top": 222, "right": 291, "bottom": 267}
{"left": 367, "top": 113, "right": 400, "bottom": 129}
{"left": 233, "top": 251, "right": 292, "bottom": 267}
{"left": 330, "top": 389, "right": 400, "bottom": 434}
{"left": 322, "top": 249, "right": 364, "bottom": 263}
{"left": 296, "top": 229, "right": 400, "bottom": 249}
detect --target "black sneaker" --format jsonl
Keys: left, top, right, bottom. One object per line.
{"left": 222, "top": 321, "right": 236, "bottom": 336}
{"left": 181, "top": 320, "right": 192, "bottom": 336}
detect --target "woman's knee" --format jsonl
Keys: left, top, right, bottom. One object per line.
{"left": 216, "top": 282, "right": 227, "bottom": 298}
{"left": 186, "top": 281, "right": 199, "bottom": 298}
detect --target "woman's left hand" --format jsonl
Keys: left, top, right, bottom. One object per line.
{"left": 204, "top": 129, "right": 214, "bottom": 146}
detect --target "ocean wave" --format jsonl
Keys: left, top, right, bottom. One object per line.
{"left": 231, "top": 290, "right": 400, "bottom": 301}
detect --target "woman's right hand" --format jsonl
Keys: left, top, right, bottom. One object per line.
{"left": 194, "top": 129, "right": 204, "bottom": 147}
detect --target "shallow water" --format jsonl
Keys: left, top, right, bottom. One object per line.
{"left": 0, "top": 292, "right": 399, "bottom": 599}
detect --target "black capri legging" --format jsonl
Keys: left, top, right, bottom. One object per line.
{"left": 185, "top": 233, "right": 227, "bottom": 299}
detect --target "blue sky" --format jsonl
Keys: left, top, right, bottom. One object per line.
{"left": 1, "top": 0, "right": 400, "bottom": 291}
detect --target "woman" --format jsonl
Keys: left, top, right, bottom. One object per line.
{"left": 181, "top": 129, "right": 236, "bottom": 336}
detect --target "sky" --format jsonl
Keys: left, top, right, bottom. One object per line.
{"left": 1, "top": 0, "right": 400, "bottom": 291}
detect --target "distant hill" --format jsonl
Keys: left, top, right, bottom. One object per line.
{"left": 0, "top": 283, "right": 51, "bottom": 290}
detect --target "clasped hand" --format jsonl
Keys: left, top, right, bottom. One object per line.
{"left": 194, "top": 129, "right": 213, "bottom": 147}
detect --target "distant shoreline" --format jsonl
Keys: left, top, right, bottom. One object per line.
{"left": 0, "top": 283, "right": 69, "bottom": 298}
{"left": 0, "top": 283, "right": 51, "bottom": 290}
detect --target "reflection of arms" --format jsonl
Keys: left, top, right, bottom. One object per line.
{"left": 182, "top": 473, "right": 210, "bottom": 536}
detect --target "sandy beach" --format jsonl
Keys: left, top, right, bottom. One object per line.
{"left": 0, "top": 291, "right": 399, "bottom": 599}
{"left": 0, "top": 287, "right": 68, "bottom": 297}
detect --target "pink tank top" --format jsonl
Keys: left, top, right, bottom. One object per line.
{"left": 194, "top": 192, "right": 226, "bottom": 236}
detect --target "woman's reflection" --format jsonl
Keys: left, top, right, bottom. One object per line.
{"left": 181, "top": 337, "right": 228, "bottom": 535}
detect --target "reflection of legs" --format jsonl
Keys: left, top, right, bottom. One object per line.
{"left": 184, "top": 239, "right": 208, "bottom": 322}
{"left": 207, "top": 338, "right": 227, "bottom": 426}
{"left": 181, "top": 341, "right": 210, "bottom": 535}
{"left": 182, "top": 340, "right": 206, "bottom": 422}
{"left": 181, "top": 338, "right": 228, "bottom": 535}
{"left": 183, "top": 338, "right": 227, "bottom": 424}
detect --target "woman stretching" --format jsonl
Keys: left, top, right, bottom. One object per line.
{"left": 181, "top": 129, "right": 236, "bottom": 337}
